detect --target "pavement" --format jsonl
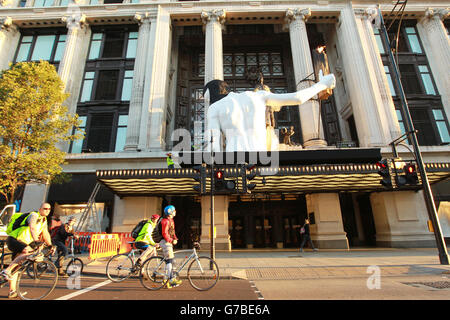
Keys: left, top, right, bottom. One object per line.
{"left": 78, "top": 247, "right": 450, "bottom": 281}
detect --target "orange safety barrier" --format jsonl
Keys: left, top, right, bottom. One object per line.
{"left": 112, "top": 232, "right": 134, "bottom": 254}
{"left": 89, "top": 234, "right": 121, "bottom": 260}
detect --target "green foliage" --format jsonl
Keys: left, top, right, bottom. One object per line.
{"left": 0, "top": 61, "right": 82, "bottom": 204}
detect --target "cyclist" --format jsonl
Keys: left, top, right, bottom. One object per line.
{"left": 160, "top": 205, "right": 181, "bottom": 288}
{"left": 134, "top": 214, "right": 160, "bottom": 268}
{"left": 51, "top": 216, "right": 79, "bottom": 276}
{"left": 0, "top": 202, "right": 55, "bottom": 298}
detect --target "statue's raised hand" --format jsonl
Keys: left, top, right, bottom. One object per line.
{"left": 318, "top": 70, "right": 336, "bottom": 90}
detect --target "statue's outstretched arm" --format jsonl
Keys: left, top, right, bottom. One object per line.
{"left": 265, "top": 72, "right": 336, "bottom": 109}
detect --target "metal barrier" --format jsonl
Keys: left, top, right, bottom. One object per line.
{"left": 89, "top": 234, "right": 121, "bottom": 260}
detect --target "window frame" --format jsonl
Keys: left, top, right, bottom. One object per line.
{"left": 13, "top": 28, "right": 67, "bottom": 69}
{"left": 376, "top": 20, "right": 450, "bottom": 146}
{"left": 73, "top": 25, "right": 137, "bottom": 153}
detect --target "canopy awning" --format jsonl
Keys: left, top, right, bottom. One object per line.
{"left": 96, "top": 162, "right": 450, "bottom": 197}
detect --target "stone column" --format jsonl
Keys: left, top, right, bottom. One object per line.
{"left": 201, "top": 9, "right": 226, "bottom": 84}
{"left": 336, "top": 4, "right": 388, "bottom": 147}
{"left": 111, "top": 196, "right": 162, "bottom": 232}
{"left": 358, "top": 8, "right": 402, "bottom": 141}
{"left": 124, "top": 12, "right": 152, "bottom": 151}
{"left": 417, "top": 8, "right": 450, "bottom": 120}
{"left": 0, "top": 17, "right": 20, "bottom": 71}
{"left": 370, "top": 191, "right": 435, "bottom": 247}
{"left": 200, "top": 195, "right": 231, "bottom": 251}
{"left": 306, "top": 193, "right": 349, "bottom": 249}
{"left": 139, "top": 7, "right": 172, "bottom": 152}
{"left": 285, "top": 8, "right": 327, "bottom": 148}
{"left": 59, "top": 13, "right": 91, "bottom": 116}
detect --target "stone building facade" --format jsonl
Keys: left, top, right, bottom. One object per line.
{"left": 1, "top": 0, "right": 449, "bottom": 250}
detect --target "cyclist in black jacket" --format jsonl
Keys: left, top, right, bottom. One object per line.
{"left": 52, "top": 217, "right": 78, "bottom": 276}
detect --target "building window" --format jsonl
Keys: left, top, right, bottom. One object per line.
{"left": 433, "top": 110, "right": 450, "bottom": 144}
{"left": 377, "top": 21, "right": 449, "bottom": 146}
{"left": 75, "top": 26, "right": 136, "bottom": 153}
{"left": 70, "top": 112, "right": 128, "bottom": 153}
{"left": 87, "top": 31, "right": 137, "bottom": 60}
{"left": 71, "top": 116, "right": 87, "bottom": 154}
{"left": 34, "top": 0, "right": 54, "bottom": 7}
{"left": 14, "top": 32, "right": 66, "bottom": 68}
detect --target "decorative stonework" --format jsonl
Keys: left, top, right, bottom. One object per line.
{"left": 424, "top": 7, "right": 450, "bottom": 21}
{"left": 0, "top": 16, "right": 14, "bottom": 31}
{"left": 62, "top": 13, "right": 88, "bottom": 30}
{"left": 201, "top": 9, "right": 226, "bottom": 26}
{"left": 134, "top": 11, "right": 156, "bottom": 25}
{"left": 285, "top": 8, "right": 311, "bottom": 23}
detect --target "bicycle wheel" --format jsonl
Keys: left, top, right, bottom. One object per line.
{"left": 17, "top": 260, "right": 58, "bottom": 300}
{"left": 187, "top": 256, "right": 219, "bottom": 291}
{"left": 66, "top": 258, "right": 84, "bottom": 276}
{"left": 106, "top": 254, "right": 134, "bottom": 282}
{"left": 140, "top": 256, "right": 168, "bottom": 290}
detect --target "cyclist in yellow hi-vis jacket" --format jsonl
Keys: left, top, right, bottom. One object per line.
{"left": 134, "top": 214, "right": 160, "bottom": 268}
{"left": 0, "top": 203, "right": 55, "bottom": 299}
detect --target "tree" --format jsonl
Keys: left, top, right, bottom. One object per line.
{"left": 0, "top": 61, "right": 82, "bottom": 204}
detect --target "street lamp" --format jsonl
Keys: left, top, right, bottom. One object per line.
{"left": 377, "top": 5, "right": 449, "bottom": 264}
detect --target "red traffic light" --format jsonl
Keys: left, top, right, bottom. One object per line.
{"left": 406, "top": 165, "right": 415, "bottom": 174}
{"left": 215, "top": 170, "right": 224, "bottom": 180}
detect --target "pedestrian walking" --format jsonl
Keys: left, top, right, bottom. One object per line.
{"left": 299, "top": 219, "right": 318, "bottom": 253}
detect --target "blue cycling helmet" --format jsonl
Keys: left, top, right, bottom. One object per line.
{"left": 164, "top": 205, "right": 176, "bottom": 216}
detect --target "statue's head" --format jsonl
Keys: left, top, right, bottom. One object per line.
{"left": 203, "top": 80, "right": 230, "bottom": 105}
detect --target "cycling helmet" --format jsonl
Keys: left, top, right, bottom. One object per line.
{"left": 164, "top": 205, "right": 176, "bottom": 216}
{"left": 151, "top": 214, "right": 160, "bottom": 221}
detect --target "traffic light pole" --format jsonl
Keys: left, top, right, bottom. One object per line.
{"left": 210, "top": 135, "right": 215, "bottom": 262}
{"left": 378, "top": 6, "right": 449, "bottom": 264}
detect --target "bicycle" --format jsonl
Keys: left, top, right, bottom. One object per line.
{"left": 1, "top": 244, "right": 58, "bottom": 300}
{"left": 59, "top": 236, "right": 84, "bottom": 276}
{"left": 106, "top": 241, "right": 159, "bottom": 282}
{"left": 140, "top": 242, "right": 219, "bottom": 291}
{"left": 0, "top": 240, "right": 12, "bottom": 270}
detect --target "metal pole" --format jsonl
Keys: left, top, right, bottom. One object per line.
{"left": 210, "top": 134, "right": 215, "bottom": 262}
{"left": 378, "top": 6, "right": 449, "bottom": 264}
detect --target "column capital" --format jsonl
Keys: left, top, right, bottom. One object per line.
{"left": 62, "top": 13, "right": 88, "bottom": 30}
{"left": 354, "top": 7, "right": 378, "bottom": 21}
{"left": 201, "top": 9, "right": 226, "bottom": 25}
{"left": 285, "top": 8, "right": 311, "bottom": 24}
{"left": 134, "top": 11, "right": 156, "bottom": 25}
{"left": 0, "top": 16, "right": 16, "bottom": 32}
{"left": 424, "top": 7, "right": 450, "bottom": 21}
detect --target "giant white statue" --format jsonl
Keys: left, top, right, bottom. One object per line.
{"left": 204, "top": 71, "right": 336, "bottom": 152}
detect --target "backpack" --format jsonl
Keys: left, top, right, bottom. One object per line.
{"left": 6, "top": 212, "right": 31, "bottom": 236}
{"left": 131, "top": 219, "right": 148, "bottom": 240}
{"left": 50, "top": 224, "right": 62, "bottom": 239}
{"left": 151, "top": 217, "right": 163, "bottom": 243}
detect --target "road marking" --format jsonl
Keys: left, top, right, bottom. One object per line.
{"left": 55, "top": 279, "right": 112, "bottom": 300}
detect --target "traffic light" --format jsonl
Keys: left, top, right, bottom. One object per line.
{"left": 193, "top": 164, "right": 206, "bottom": 194}
{"left": 244, "top": 164, "right": 257, "bottom": 193}
{"left": 396, "top": 163, "right": 419, "bottom": 187}
{"left": 213, "top": 169, "right": 236, "bottom": 193}
{"left": 404, "top": 163, "right": 418, "bottom": 185}
{"left": 376, "top": 159, "right": 392, "bottom": 188}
